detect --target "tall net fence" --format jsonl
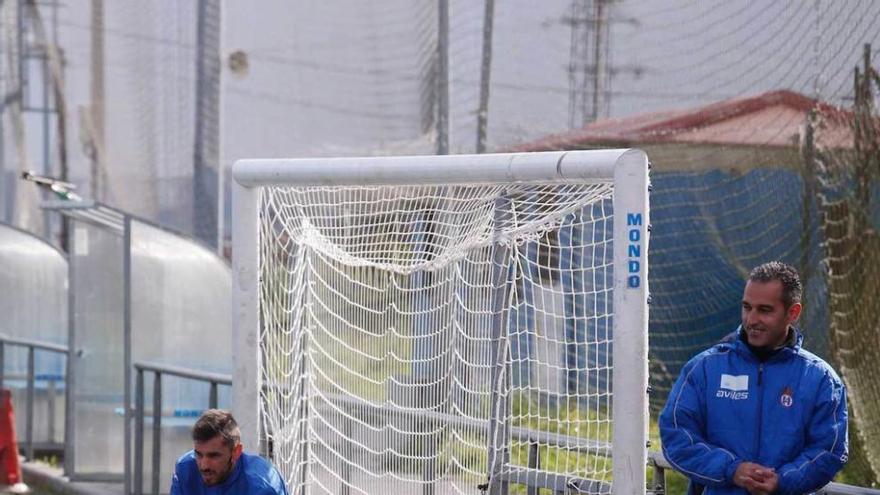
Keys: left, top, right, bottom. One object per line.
{"left": 514, "top": 1, "right": 880, "bottom": 485}
{"left": 0, "top": 0, "right": 878, "bottom": 487}
{"left": 97, "top": 1, "right": 221, "bottom": 245}
{"left": 808, "top": 101, "right": 880, "bottom": 482}
{"left": 257, "top": 181, "right": 631, "bottom": 494}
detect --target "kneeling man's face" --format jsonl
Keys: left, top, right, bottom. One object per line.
{"left": 194, "top": 435, "right": 243, "bottom": 486}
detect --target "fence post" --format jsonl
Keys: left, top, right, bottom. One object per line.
{"left": 526, "top": 441, "right": 539, "bottom": 495}
{"left": 47, "top": 378, "right": 56, "bottom": 443}
{"left": 25, "top": 345, "right": 35, "bottom": 460}
{"left": 209, "top": 381, "right": 218, "bottom": 410}
{"left": 134, "top": 367, "right": 144, "bottom": 495}
{"left": 341, "top": 417, "right": 351, "bottom": 495}
{"left": 486, "top": 195, "right": 511, "bottom": 495}
{"left": 651, "top": 457, "right": 666, "bottom": 495}
{"left": 151, "top": 372, "right": 162, "bottom": 495}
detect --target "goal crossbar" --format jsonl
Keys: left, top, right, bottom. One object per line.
{"left": 232, "top": 149, "right": 631, "bottom": 187}
{"left": 231, "top": 149, "right": 650, "bottom": 495}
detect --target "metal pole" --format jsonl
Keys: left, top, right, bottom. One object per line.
{"left": 134, "top": 368, "right": 144, "bottom": 495}
{"left": 17, "top": 0, "right": 25, "bottom": 123}
{"left": 486, "top": 195, "right": 511, "bottom": 495}
{"left": 151, "top": 373, "right": 162, "bottom": 495}
{"left": 47, "top": 378, "right": 56, "bottom": 443}
{"left": 41, "top": 18, "right": 51, "bottom": 241}
{"left": 193, "top": 0, "right": 221, "bottom": 248}
{"left": 341, "top": 418, "right": 351, "bottom": 495}
{"left": 590, "top": 0, "right": 606, "bottom": 122}
{"left": 0, "top": 101, "right": 5, "bottom": 223}
{"left": 526, "top": 442, "right": 539, "bottom": 495}
{"left": 89, "top": 0, "right": 104, "bottom": 200}
{"left": 123, "top": 215, "right": 133, "bottom": 494}
{"left": 567, "top": 0, "right": 586, "bottom": 128}
{"left": 232, "top": 150, "right": 625, "bottom": 188}
{"left": 231, "top": 182, "right": 261, "bottom": 452}
{"left": 799, "top": 110, "right": 817, "bottom": 286}
{"left": 0, "top": 341, "right": 5, "bottom": 389}
{"left": 610, "top": 149, "right": 650, "bottom": 494}
{"left": 422, "top": 452, "right": 435, "bottom": 495}
{"left": 475, "top": 0, "right": 495, "bottom": 153}
{"left": 209, "top": 381, "right": 218, "bottom": 409}
{"left": 0, "top": 11, "right": 5, "bottom": 224}
{"left": 436, "top": 0, "right": 449, "bottom": 155}
{"left": 297, "top": 331, "right": 309, "bottom": 489}
{"left": 64, "top": 223, "right": 76, "bottom": 476}
{"left": 26, "top": 345, "right": 35, "bottom": 460}
{"left": 651, "top": 458, "right": 666, "bottom": 495}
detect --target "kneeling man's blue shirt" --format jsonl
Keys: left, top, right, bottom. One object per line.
{"left": 170, "top": 450, "right": 288, "bottom": 495}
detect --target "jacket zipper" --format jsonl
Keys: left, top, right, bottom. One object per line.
{"left": 755, "top": 363, "right": 764, "bottom": 461}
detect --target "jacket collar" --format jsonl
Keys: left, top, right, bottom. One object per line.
{"left": 723, "top": 325, "right": 803, "bottom": 362}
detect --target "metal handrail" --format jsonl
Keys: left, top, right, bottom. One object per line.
{"left": 647, "top": 450, "right": 880, "bottom": 495}
{"left": 132, "top": 361, "right": 232, "bottom": 495}
{"left": 127, "top": 370, "right": 877, "bottom": 495}
{"left": 312, "top": 391, "right": 878, "bottom": 495}
{"left": 0, "top": 334, "right": 68, "bottom": 462}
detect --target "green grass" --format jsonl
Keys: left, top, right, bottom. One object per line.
{"left": 503, "top": 397, "right": 863, "bottom": 494}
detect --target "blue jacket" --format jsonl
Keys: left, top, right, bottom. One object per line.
{"left": 659, "top": 327, "right": 848, "bottom": 495}
{"left": 170, "top": 450, "right": 288, "bottom": 495}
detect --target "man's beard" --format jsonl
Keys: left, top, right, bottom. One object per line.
{"left": 203, "top": 456, "right": 235, "bottom": 486}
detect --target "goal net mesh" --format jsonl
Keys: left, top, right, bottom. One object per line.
{"left": 258, "top": 181, "right": 619, "bottom": 494}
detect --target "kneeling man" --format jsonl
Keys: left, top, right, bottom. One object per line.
{"left": 171, "top": 409, "right": 288, "bottom": 495}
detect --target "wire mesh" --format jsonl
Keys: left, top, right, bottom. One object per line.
{"left": 258, "top": 182, "right": 620, "bottom": 494}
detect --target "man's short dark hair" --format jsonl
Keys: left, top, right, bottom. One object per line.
{"left": 192, "top": 409, "right": 241, "bottom": 449}
{"left": 748, "top": 261, "right": 802, "bottom": 308}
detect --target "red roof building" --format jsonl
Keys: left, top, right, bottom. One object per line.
{"left": 511, "top": 90, "right": 857, "bottom": 170}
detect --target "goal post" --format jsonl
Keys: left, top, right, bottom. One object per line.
{"left": 232, "top": 149, "right": 649, "bottom": 494}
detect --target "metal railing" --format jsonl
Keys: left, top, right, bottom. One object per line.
{"left": 315, "top": 392, "right": 878, "bottom": 495}
{"left": 132, "top": 360, "right": 232, "bottom": 495}
{"left": 0, "top": 334, "right": 68, "bottom": 461}
{"left": 1, "top": 335, "right": 871, "bottom": 494}
{"left": 126, "top": 371, "right": 878, "bottom": 495}
{"left": 648, "top": 450, "right": 880, "bottom": 495}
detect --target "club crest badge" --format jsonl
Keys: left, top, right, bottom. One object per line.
{"left": 780, "top": 386, "right": 794, "bottom": 408}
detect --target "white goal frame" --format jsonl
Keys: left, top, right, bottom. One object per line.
{"left": 231, "top": 149, "right": 650, "bottom": 494}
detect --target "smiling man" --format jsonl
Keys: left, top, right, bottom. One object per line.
{"left": 170, "top": 409, "right": 288, "bottom": 495}
{"left": 659, "top": 262, "right": 849, "bottom": 494}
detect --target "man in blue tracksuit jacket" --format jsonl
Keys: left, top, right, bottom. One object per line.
{"left": 170, "top": 409, "right": 288, "bottom": 495}
{"left": 660, "top": 262, "right": 848, "bottom": 494}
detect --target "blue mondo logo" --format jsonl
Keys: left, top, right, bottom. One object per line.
{"left": 627, "top": 213, "right": 643, "bottom": 288}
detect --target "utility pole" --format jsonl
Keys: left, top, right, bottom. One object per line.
{"left": 475, "top": 0, "right": 495, "bottom": 154}
{"left": 568, "top": 0, "right": 607, "bottom": 128}
{"left": 566, "top": 0, "right": 640, "bottom": 128}
{"left": 436, "top": 0, "right": 449, "bottom": 155}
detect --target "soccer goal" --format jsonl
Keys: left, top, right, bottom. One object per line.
{"left": 231, "top": 150, "right": 649, "bottom": 495}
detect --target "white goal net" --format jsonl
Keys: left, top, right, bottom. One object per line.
{"left": 232, "top": 150, "right": 649, "bottom": 495}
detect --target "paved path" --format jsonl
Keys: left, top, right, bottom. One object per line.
{"left": 18, "top": 460, "right": 122, "bottom": 495}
